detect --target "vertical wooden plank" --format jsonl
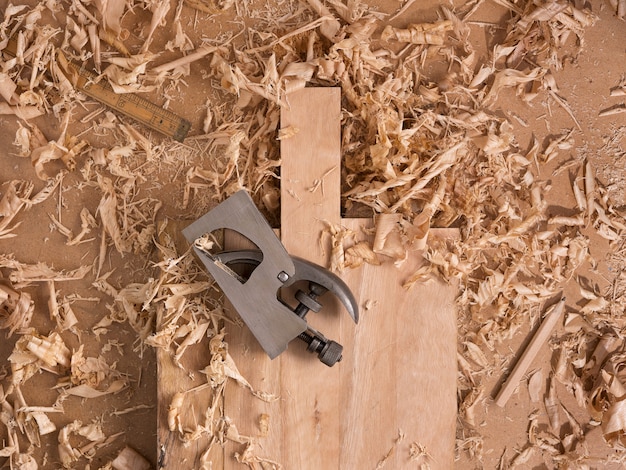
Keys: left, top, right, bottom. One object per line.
{"left": 279, "top": 87, "right": 344, "bottom": 468}
{"left": 395, "top": 272, "right": 457, "bottom": 469}
{"left": 222, "top": 232, "right": 284, "bottom": 468}
{"left": 280, "top": 87, "right": 342, "bottom": 250}
{"left": 338, "top": 224, "right": 458, "bottom": 469}
{"left": 222, "top": 88, "right": 342, "bottom": 468}
{"left": 279, "top": 87, "right": 457, "bottom": 468}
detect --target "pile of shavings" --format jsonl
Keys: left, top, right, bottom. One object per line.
{"left": 1, "top": 0, "right": 626, "bottom": 468}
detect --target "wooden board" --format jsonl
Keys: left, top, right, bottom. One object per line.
{"left": 222, "top": 88, "right": 458, "bottom": 468}
{"left": 156, "top": 225, "right": 223, "bottom": 470}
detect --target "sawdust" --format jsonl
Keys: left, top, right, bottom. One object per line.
{"left": 1, "top": 0, "right": 626, "bottom": 468}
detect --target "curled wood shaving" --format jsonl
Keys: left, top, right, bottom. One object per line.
{"left": 543, "top": 372, "right": 560, "bottom": 432}
{"left": 603, "top": 399, "right": 626, "bottom": 441}
{"left": 372, "top": 213, "right": 406, "bottom": 263}
{"left": 0, "top": 180, "right": 34, "bottom": 238}
{"left": 527, "top": 369, "right": 543, "bottom": 403}
{"left": 111, "top": 446, "right": 151, "bottom": 470}
{"left": 185, "top": 0, "right": 235, "bottom": 14}
{"left": 375, "top": 430, "right": 405, "bottom": 469}
{"left": 203, "top": 331, "right": 277, "bottom": 402}
{"left": 381, "top": 20, "right": 454, "bottom": 45}
{"left": 8, "top": 331, "right": 70, "bottom": 388}
{"left": 609, "top": 0, "right": 626, "bottom": 20}
{"left": 0, "top": 281, "right": 34, "bottom": 336}
{"left": 24, "top": 331, "right": 70, "bottom": 369}
{"left": 0, "top": 255, "right": 91, "bottom": 286}
{"left": 409, "top": 442, "right": 433, "bottom": 469}
{"left": 345, "top": 241, "right": 379, "bottom": 269}
{"left": 66, "top": 344, "right": 127, "bottom": 397}
{"left": 322, "top": 222, "right": 354, "bottom": 272}
{"left": 58, "top": 419, "right": 119, "bottom": 468}
{"left": 234, "top": 440, "right": 283, "bottom": 469}
{"left": 47, "top": 280, "right": 79, "bottom": 336}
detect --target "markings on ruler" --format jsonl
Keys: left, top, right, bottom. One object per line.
{"left": 2, "top": 37, "right": 192, "bottom": 142}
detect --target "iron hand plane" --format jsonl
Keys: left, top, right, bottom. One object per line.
{"left": 182, "top": 190, "right": 359, "bottom": 366}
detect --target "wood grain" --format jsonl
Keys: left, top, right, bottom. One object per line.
{"left": 156, "top": 88, "right": 458, "bottom": 468}
{"left": 222, "top": 88, "right": 458, "bottom": 468}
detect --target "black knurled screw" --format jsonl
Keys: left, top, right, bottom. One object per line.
{"left": 294, "top": 282, "right": 343, "bottom": 366}
{"left": 298, "top": 331, "right": 343, "bottom": 367}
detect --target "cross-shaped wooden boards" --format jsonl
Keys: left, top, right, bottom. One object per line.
{"left": 157, "top": 87, "right": 458, "bottom": 469}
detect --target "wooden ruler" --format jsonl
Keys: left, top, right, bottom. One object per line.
{"left": 2, "top": 37, "right": 191, "bottom": 142}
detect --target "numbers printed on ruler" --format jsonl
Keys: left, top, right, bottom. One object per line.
{"left": 63, "top": 50, "right": 191, "bottom": 142}
{"left": 1, "top": 38, "right": 193, "bottom": 141}
{"left": 0, "top": 37, "right": 192, "bottom": 140}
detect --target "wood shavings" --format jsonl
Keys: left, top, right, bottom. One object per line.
{"left": 540, "top": 129, "right": 575, "bottom": 163}
{"left": 509, "top": 445, "right": 535, "bottom": 467}
{"left": 372, "top": 213, "right": 406, "bottom": 262}
{"left": 0, "top": 281, "right": 34, "bottom": 336}
{"left": 111, "top": 446, "right": 151, "bottom": 470}
{"left": 92, "top": 0, "right": 126, "bottom": 36}
{"left": 167, "top": 391, "right": 185, "bottom": 433}
{"left": 322, "top": 222, "right": 354, "bottom": 272}
{"left": 203, "top": 331, "right": 276, "bottom": 400}
{"left": 185, "top": 0, "right": 235, "bottom": 14}
{"left": 0, "top": 71, "right": 18, "bottom": 104}
{"left": 409, "top": 442, "right": 433, "bottom": 468}
{"left": 234, "top": 439, "right": 283, "bottom": 469}
{"left": 139, "top": 1, "right": 170, "bottom": 54}
{"left": 483, "top": 68, "right": 545, "bottom": 107}
{"left": 609, "top": 0, "right": 626, "bottom": 20}
{"left": 152, "top": 44, "right": 216, "bottom": 74}
{"left": 8, "top": 331, "right": 70, "bottom": 388}
{"left": 459, "top": 387, "right": 483, "bottom": 428}
{"left": 57, "top": 419, "right": 118, "bottom": 468}
{"left": 31, "top": 410, "right": 57, "bottom": 436}
{"left": 47, "top": 280, "right": 79, "bottom": 334}
{"left": 402, "top": 264, "right": 433, "bottom": 290}
{"left": 67, "top": 344, "right": 127, "bottom": 396}
{"left": 0, "top": 102, "right": 43, "bottom": 120}
{"left": 0, "top": 256, "right": 91, "bottom": 285}
{"left": 0, "top": 180, "right": 33, "bottom": 239}
{"left": 602, "top": 399, "right": 626, "bottom": 441}
{"left": 345, "top": 241, "right": 380, "bottom": 269}
{"left": 25, "top": 331, "right": 71, "bottom": 369}
{"left": 381, "top": 20, "right": 454, "bottom": 45}
{"left": 307, "top": 166, "right": 337, "bottom": 194}
{"left": 527, "top": 369, "right": 543, "bottom": 403}
{"left": 375, "top": 430, "right": 405, "bottom": 469}
{"left": 302, "top": 0, "right": 341, "bottom": 41}
{"left": 0, "top": 167, "right": 62, "bottom": 239}
{"left": 543, "top": 372, "right": 560, "bottom": 432}
{"left": 64, "top": 380, "right": 127, "bottom": 398}
{"left": 96, "top": 174, "right": 161, "bottom": 255}
{"left": 277, "top": 125, "right": 299, "bottom": 140}
{"left": 599, "top": 104, "right": 626, "bottom": 117}
{"left": 114, "top": 280, "right": 159, "bottom": 342}
{"left": 28, "top": 121, "right": 88, "bottom": 180}
{"left": 0, "top": 0, "right": 622, "bottom": 466}
{"left": 610, "top": 76, "right": 626, "bottom": 97}
{"left": 102, "top": 53, "right": 159, "bottom": 94}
